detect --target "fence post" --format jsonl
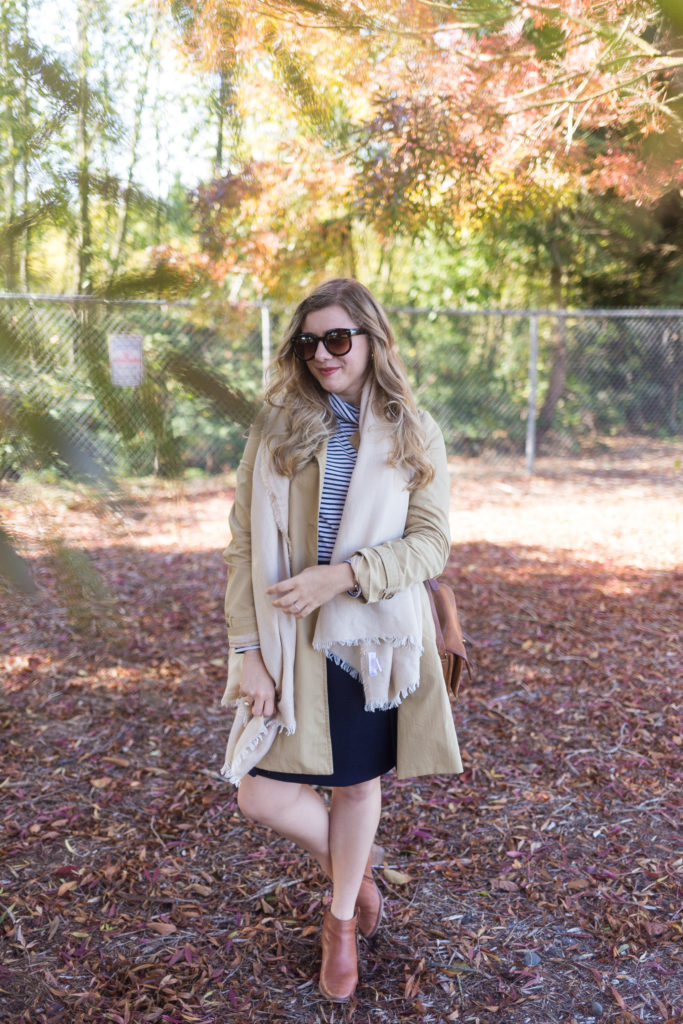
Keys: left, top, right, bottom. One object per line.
{"left": 526, "top": 313, "right": 539, "bottom": 473}
{"left": 260, "top": 304, "right": 271, "bottom": 387}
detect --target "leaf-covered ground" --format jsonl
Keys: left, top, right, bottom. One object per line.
{"left": 1, "top": 439, "right": 681, "bottom": 1024}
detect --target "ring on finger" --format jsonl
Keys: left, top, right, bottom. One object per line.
{"left": 293, "top": 602, "right": 301, "bottom": 613}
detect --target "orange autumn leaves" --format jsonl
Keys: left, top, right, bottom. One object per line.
{"left": 166, "top": 1, "right": 682, "bottom": 293}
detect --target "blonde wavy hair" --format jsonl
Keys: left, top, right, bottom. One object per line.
{"left": 264, "top": 279, "right": 435, "bottom": 490}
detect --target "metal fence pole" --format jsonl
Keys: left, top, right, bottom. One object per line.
{"left": 526, "top": 313, "right": 539, "bottom": 473}
{"left": 261, "top": 304, "right": 271, "bottom": 387}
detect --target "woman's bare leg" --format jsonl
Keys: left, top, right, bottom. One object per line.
{"left": 328, "top": 778, "right": 382, "bottom": 920}
{"left": 237, "top": 773, "right": 382, "bottom": 919}
{"left": 237, "top": 773, "right": 331, "bottom": 874}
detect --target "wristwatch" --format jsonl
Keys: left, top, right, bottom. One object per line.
{"left": 344, "top": 558, "right": 362, "bottom": 598}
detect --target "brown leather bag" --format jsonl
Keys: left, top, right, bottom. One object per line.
{"left": 424, "top": 577, "right": 471, "bottom": 701}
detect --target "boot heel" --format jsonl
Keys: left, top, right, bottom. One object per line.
{"left": 357, "top": 872, "right": 383, "bottom": 939}
{"left": 356, "top": 850, "right": 384, "bottom": 939}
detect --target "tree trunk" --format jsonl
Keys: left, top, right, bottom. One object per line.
{"left": 76, "top": 0, "right": 92, "bottom": 294}
{"left": 213, "top": 64, "right": 241, "bottom": 177}
{"left": 536, "top": 250, "right": 567, "bottom": 443}
{"left": 108, "top": 6, "right": 159, "bottom": 281}
{"left": 18, "top": 0, "right": 29, "bottom": 291}
{"left": 2, "top": 145, "right": 17, "bottom": 292}
{"left": 1, "top": 9, "right": 17, "bottom": 290}
{"left": 347, "top": 217, "right": 357, "bottom": 279}
{"left": 215, "top": 69, "right": 227, "bottom": 176}
{"left": 154, "top": 106, "right": 162, "bottom": 249}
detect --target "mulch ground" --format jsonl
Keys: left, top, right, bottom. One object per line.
{"left": 1, "top": 439, "right": 681, "bottom": 1024}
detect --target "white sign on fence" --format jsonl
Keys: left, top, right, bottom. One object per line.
{"left": 108, "top": 333, "right": 144, "bottom": 387}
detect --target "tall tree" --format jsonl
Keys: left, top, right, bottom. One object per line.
{"left": 76, "top": 0, "right": 92, "bottom": 293}
{"left": 170, "top": 1, "right": 682, "bottom": 289}
{"left": 107, "top": 2, "right": 162, "bottom": 281}
{"left": 17, "top": 0, "right": 29, "bottom": 288}
{"left": 1, "top": 0, "right": 20, "bottom": 289}
{"left": 170, "top": 0, "right": 682, "bottom": 437}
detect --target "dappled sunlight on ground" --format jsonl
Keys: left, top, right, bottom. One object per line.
{"left": 1, "top": 439, "right": 681, "bottom": 1023}
{"left": 449, "top": 438, "right": 681, "bottom": 570}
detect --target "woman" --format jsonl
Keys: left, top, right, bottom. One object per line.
{"left": 220, "top": 279, "right": 462, "bottom": 1001}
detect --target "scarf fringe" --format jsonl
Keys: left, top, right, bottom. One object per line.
{"left": 324, "top": 649, "right": 361, "bottom": 680}
{"left": 313, "top": 634, "right": 423, "bottom": 654}
{"left": 364, "top": 677, "right": 421, "bottom": 712}
{"left": 219, "top": 717, "right": 269, "bottom": 784}
{"left": 220, "top": 710, "right": 295, "bottom": 786}
{"left": 222, "top": 766, "right": 249, "bottom": 787}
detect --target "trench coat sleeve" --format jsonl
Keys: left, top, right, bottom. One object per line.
{"left": 352, "top": 411, "right": 450, "bottom": 603}
{"left": 223, "top": 407, "right": 269, "bottom": 650}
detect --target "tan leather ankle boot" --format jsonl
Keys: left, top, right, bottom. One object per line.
{"left": 356, "top": 851, "right": 383, "bottom": 939}
{"left": 319, "top": 909, "right": 359, "bottom": 1002}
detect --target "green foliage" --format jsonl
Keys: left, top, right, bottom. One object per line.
{"left": 561, "top": 316, "right": 682, "bottom": 436}
{"left": 260, "top": 27, "right": 341, "bottom": 140}
{"left": 0, "top": 0, "right": 204, "bottom": 295}
{"left": 522, "top": 17, "right": 566, "bottom": 60}
{"left": 0, "top": 292, "right": 262, "bottom": 589}
{"left": 392, "top": 309, "right": 532, "bottom": 455}
{"left": 436, "top": 0, "right": 517, "bottom": 33}
{"left": 578, "top": 190, "right": 683, "bottom": 308}
{"left": 658, "top": 0, "right": 683, "bottom": 31}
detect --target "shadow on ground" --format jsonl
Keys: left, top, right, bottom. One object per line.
{"left": 1, "top": 531, "right": 681, "bottom": 1023}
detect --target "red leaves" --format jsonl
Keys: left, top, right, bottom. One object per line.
{"left": 1, "top": 454, "right": 682, "bottom": 1022}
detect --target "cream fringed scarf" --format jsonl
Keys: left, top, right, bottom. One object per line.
{"left": 220, "top": 381, "right": 423, "bottom": 785}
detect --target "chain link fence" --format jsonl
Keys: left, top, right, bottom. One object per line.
{"left": 1, "top": 294, "right": 680, "bottom": 480}
{"left": 1, "top": 295, "right": 264, "bottom": 478}
{"left": 390, "top": 306, "right": 682, "bottom": 469}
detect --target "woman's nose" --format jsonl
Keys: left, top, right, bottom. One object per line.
{"left": 314, "top": 339, "right": 331, "bottom": 360}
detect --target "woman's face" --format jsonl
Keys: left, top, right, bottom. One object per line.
{"left": 300, "top": 304, "right": 371, "bottom": 406}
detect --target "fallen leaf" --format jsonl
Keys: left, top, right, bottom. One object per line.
{"left": 189, "top": 883, "right": 212, "bottom": 896}
{"left": 492, "top": 878, "right": 519, "bottom": 892}
{"left": 148, "top": 921, "right": 177, "bottom": 936}
{"left": 57, "top": 881, "right": 78, "bottom": 896}
{"left": 383, "top": 867, "right": 413, "bottom": 885}
{"left": 644, "top": 921, "right": 669, "bottom": 937}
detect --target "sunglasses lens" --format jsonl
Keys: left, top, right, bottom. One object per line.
{"left": 292, "top": 336, "right": 317, "bottom": 360}
{"left": 325, "top": 329, "right": 352, "bottom": 355}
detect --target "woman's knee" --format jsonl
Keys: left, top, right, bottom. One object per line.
{"left": 237, "top": 775, "right": 270, "bottom": 823}
{"left": 237, "top": 775, "right": 299, "bottom": 825}
{"left": 332, "top": 777, "right": 381, "bottom": 804}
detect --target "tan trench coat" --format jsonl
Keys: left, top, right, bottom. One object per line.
{"left": 222, "top": 407, "right": 463, "bottom": 779}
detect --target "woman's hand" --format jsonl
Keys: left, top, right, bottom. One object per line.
{"left": 239, "top": 648, "right": 277, "bottom": 718}
{"left": 266, "top": 563, "right": 356, "bottom": 618}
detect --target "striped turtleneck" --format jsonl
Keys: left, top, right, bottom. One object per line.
{"left": 317, "top": 393, "right": 360, "bottom": 563}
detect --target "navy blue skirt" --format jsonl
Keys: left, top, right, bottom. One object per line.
{"left": 250, "top": 657, "right": 398, "bottom": 787}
